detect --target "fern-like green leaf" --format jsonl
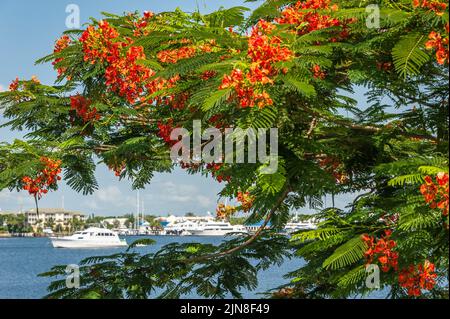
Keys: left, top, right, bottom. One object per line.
{"left": 388, "top": 173, "right": 424, "bottom": 186}
{"left": 337, "top": 265, "right": 366, "bottom": 288}
{"left": 282, "top": 76, "right": 316, "bottom": 98}
{"left": 392, "top": 33, "right": 430, "bottom": 78}
{"left": 202, "top": 88, "right": 233, "bottom": 111}
{"left": 322, "top": 236, "right": 367, "bottom": 270}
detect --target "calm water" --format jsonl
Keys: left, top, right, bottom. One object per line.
{"left": 0, "top": 236, "right": 302, "bottom": 299}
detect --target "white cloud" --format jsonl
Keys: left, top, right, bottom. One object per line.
{"left": 84, "top": 186, "right": 136, "bottom": 211}
{"left": 160, "top": 181, "right": 197, "bottom": 195}
{"left": 196, "top": 195, "right": 215, "bottom": 208}
{"left": 144, "top": 181, "right": 215, "bottom": 208}
{"left": 0, "top": 190, "right": 34, "bottom": 211}
{"left": 96, "top": 186, "right": 122, "bottom": 202}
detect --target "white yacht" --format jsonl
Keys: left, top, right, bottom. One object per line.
{"left": 190, "top": 221, "right": 248, "bottom": 236}
{"left": 50, "top": 227, "right": 128, "bottom": 248}
{"left": 284, "top": 221, "right": 317, "bottom": 233}
{"left": 163, "top": 220, "right": 200, "bottom": 235}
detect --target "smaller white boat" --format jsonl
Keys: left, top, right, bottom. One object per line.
{"left": 43, "top": 228, "right": 54, "bottom": 236}
{"left": 50, "top": 227, "right": 128, "bottom": 248}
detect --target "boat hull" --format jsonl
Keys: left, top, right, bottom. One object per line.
{"left": 50, "top": 238, "right": 128, "bottom": 248}
{"left": 190, "top": 229, "right": 247, "bottom": 236}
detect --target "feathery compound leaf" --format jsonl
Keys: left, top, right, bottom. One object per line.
{"left": 398, "top": 208, "right": 441, "bottom": 231}
{"left": 418, "top": 165, "right": 449, "bottom": 175}
{"left": 388, "top": 173, "right": 424, "bottom": 186}
{"left": 127, "top": 238, "right": 156, "bottom": 251}
{"left": 337, "top": 265, "right": 366, "bottom": 288}
{"left": 291, "top": 227, "right": 342, "bottom": 243}
{"left": 282, "top": 76, "right": 316, "bottom": 98}
{"left": 322, "top": 236, "right": 367, "bottom": 270}
{"left": 202, "top": 88, "right": 233, "bottom": 111}
{"left": 392, "top": 33, "right": 430, "bottom": 78}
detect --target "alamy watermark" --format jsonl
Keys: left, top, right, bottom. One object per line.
{"left": 65, "top": 4, "right": 80, "bottom": 29}
{"left": 65, "top": 264, "right": 80, "bottom": 289}
{"left": 365, "top": 264, "right": 380, "bottom": 289}
{"left": 169, "top": 120, "right": 279, "bottom": 174}
{"left": 366, "top": 4, "right": 380, "bottom": 29}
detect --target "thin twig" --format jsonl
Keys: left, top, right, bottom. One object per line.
{"left": 306, "top": 117, "right": 317, "bottom": 139}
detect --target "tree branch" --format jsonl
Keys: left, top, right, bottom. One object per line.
{"left": 185, "top": 186, "right": 291, "bottom": 263}
{"left": 303, "top": 107, "right": 439, "bottom": 142}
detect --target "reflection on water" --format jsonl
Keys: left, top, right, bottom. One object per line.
{"left": 0, "top": 236, "right": 302, "bottom": 299}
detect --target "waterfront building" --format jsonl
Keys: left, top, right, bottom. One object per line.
{"left": 24, "top": 208, "right": 86, "bottom": 231}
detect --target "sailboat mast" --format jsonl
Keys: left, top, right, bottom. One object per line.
{"left": 136, "top": 190, "right": 140, "bottom": 231}
{"left": 142, "top": 200, "right": 145, "bottom": 224}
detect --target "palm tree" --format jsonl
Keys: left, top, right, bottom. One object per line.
{"left": 45, "top": 217, "right": 55, "bottom": 230}
{"left": 72, "top": 218, "right": 84, "bottom": 231}
{"left": 113, "top": 219, "right": 121, "bottom": 229}
{"left": 54, "top": 224, "right": 64, "bottom": 234}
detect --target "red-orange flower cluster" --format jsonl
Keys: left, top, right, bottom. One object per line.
{"left": 220, "top": 20, "right": 292, "bottom": 108}
{"left": 208, "top": 114, "right": 227, "bottom": 129}
{"left": 144, "top": 75, "right": 182, "bottom": 108}
{"left": 311, "top": 65, "right": 326, "bottom": 79}
{"left": 362, "top": 230, "right": 438, "bottom": 297}
{"left": 276, "top": 0, "right": 341, "bottom": 35}
{"left": 80, "top": 20, "right": 156, "bottom": 104}
{"left": 157, "top": 46, "right": 197, "bottom": 64}
{"left": 237, "top": 191, "right": 255, "bottom": 213}
{"left": 362, "top": 230, "right": 399, "bottom": 272}
{"left": 70, "top": 95, "right": 100, "bottom": 123}
{"left": 317, "top": 156, "right": 348, "bottom": 184}
{"left": 216, "top": 203, "right": 237, "bottom": 219}
{"left": 156, "top": 39, "right": 216, "bottom": 64}
{"left": 22, "top": 157, "right": 62, "bottom": 199}
{"left": 9, "top": 77, "right": 19, "bottom": 91}
{"left": 420, "top": 172, "right": 449, "bottom": 221}
{"left": 398, "top": 260, "right": 437, "bottom": 297}
{"left": 425, "top": 27, "right": 449, "bottom": 65}
{"left": 108, "top": 162, "right": 126, "bottom": 177}
{"left": 376, "top": 61, "right": 393, "bottom": 72}
{"left": 170, "top": 92, "right": 190, "bottom": 110}
{"left": 52, "top": 35, "right": 71, "bottom": 77}
{"left": 413, "top": 0, "right": 448, "bottom": 16}
{"left": 201, "top": 70, "right": 217, "bottom": 80}
{"left": 157, "top": 119, "right": 176, "bottom": 145}
{"left": 206, "top": 162, "right": 231, "bottom": 183}
{"left": 132, "top": 11, "right": 154, "bottom": 37}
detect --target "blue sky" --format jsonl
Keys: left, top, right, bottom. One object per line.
{"left": 0, "top": 0, "right": 361, "bottom": 216}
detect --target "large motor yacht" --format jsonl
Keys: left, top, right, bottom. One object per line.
{"left": 283, "top": 221, "right": 318, "bottom": 234}
{"left": 163, "top": 220, "right": 200, "bottom": 235}
{"left": 189, "top": 221, "right": 248, "bottom": 236}
{"left": 50, "top": 227, "right": 128, "bottom": 248}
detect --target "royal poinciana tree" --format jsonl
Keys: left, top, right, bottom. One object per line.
{"left": 0, "top": 0, "right": 448, "bottom": 299}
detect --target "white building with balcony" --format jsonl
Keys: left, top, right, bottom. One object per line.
{"left": 25, "top": 208, "right": 86, "bottom": 230}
